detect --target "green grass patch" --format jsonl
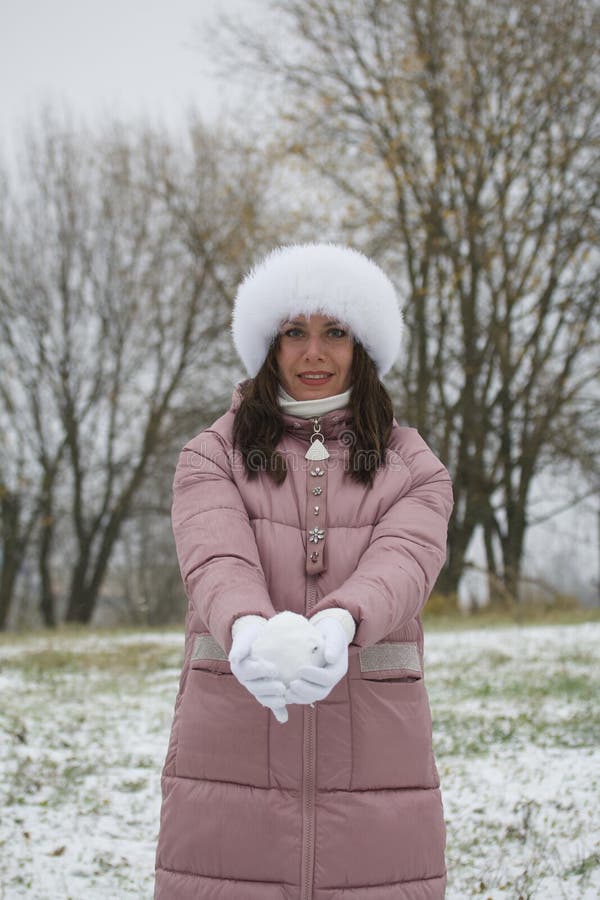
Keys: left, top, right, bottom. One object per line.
{"left": 0, "top": 643, "right": 182, "bottom": 678}
{"left": 565, "top": 851, "right": 600, "bottom": 878}
{"left": 424, "top": 606, "right": 600, "bottom": 630}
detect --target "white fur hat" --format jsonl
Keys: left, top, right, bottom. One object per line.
{"left": 231, "top": 243, "right": 403, "bottom": 377}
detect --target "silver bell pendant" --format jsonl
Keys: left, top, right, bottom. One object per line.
{"left": 304, "top": 419, "right": 330, "bottom": 461}
{"left": 305, "top": 436, "right": 329, "bottom": 460}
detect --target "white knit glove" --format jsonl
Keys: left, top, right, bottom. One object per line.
{"left": 228, "top": 615, "right": 288, "bottom": 723}
{"left": 285, "top": 610, "right": 355, "bottom": 705}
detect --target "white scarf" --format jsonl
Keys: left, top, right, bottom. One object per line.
{"left": 277, "top": 386, "right": 352, "bottom": 419}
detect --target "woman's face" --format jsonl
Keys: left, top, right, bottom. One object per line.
{"left": 275, "top": 313, "right": 354, "bottom": 400}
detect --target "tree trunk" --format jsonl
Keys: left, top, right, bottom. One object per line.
{"left": 501, "top": 509, "right": 527, "bottom": 603}
{"left": 483, "top": 519, "right": 504, "bottom": 608}
{"left": 435, "top": 518, "right": 472, "bottom": 596}
{"left": 64, "top": 502, "right": 129, "bottom": 623}
{"left": 0, "top": 489, "right": 22, "bottom": 630}
{"left": 64, "top": 552, "right": 93, "bottom": 623}
{"left": 38, "top": 485, "right": 56, "bottom": 628}
{"left": 66, "top": 587, "right": 97, "bottom": 624}
{"left": 38, "top": 515, "right": 56, "bottom": 627}
{"left": 0, "top": 562, "right": 20, "bottom": 630}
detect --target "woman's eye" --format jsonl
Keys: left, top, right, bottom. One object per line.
{"left": 281, "top": 327, "right": 348, "bottom": 339}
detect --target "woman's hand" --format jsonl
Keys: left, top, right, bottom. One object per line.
{"left": 285, "top": 617, "right": 349, "bottom": 704}
{"left": 229, "top": 616, "right": 289, "bottom": 723}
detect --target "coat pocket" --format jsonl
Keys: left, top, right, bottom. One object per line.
{"left": 174, "top": 633, "right": 270, "bottom": 787}
{"left": 349, "top": 641, "right": 438, "bottom": 790}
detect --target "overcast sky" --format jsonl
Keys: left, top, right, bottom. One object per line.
{"left": 1, "top": 2, "right": 597, "bottom": 593}
{"left": 0, "top": 0, "right": 253, "bottom": 155}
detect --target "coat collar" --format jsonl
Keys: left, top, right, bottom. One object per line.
{"left": 280, "top": 406, "right": 354, "bottom": 442}
{"left": 229, "top": 381, "right": 354, "bottom": 442}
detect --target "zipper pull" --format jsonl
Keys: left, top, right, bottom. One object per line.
{"left": 305, "top": 417, "right": 330, "bottom": 460}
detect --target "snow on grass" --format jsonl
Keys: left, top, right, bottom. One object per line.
{"left": 0, "top": 622, "right": 599, "bottom": 898}
{"left": 426, "top": 622, "right": 600, "bottom": 899}
{"left": 0, "top": 631, "right": 184, "bottom": 899}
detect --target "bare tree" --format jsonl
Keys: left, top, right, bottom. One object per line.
{"left": 211, "top": 0, "right": 600, "bottom": 600}
{"left": 0, "top": 163, "right": 70, "bottom": 628}
{"left": 0, "top": 113, "right": 276, "bottom": 627}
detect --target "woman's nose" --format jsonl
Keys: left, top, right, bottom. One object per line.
{"left": 303, "top": 334, "right": 326, "bottom": 358}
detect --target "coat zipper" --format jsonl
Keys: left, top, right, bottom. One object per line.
{"left": 301, "top": 572, "right": 318, "bottom": 900}
{"left": 302, "top": 415, "right": 325, "bottom": 900}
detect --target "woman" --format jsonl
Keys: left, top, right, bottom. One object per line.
{"left": 154, "top": 243, "right": 454, "bottom": 900}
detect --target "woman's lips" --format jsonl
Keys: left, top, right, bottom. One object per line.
{"left": 297, "top": 373, "right": 333, "bottom": 385}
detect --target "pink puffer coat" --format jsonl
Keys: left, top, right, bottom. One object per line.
{"left": 155, "top": 385, "right": 454, "bottom": 900}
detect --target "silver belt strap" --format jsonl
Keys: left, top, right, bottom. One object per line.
{"left": 359, "top": 641, "right": 421, "bottom": 674}
{"left": 191, "top": 634, "right": 228, "bottom": 662}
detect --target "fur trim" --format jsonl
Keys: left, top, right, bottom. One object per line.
{"left": 231, "top": 243, "right": 403, "bottom": 376}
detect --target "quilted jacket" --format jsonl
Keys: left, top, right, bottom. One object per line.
{"left": 155, "top": 384, "right": 454, "bottom": 899}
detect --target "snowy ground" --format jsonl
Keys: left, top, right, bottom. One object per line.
{"left": 0, "top": 622, "right": 598, "bottom": 899}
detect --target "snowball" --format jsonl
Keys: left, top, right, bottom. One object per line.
{"left": 251, "top": 611, "right": 326, "bottom": 686}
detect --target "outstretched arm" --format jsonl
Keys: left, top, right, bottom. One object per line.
{"left": 308, "top": 431, "right": 453, "bottom": 648}
{"left": 171, "top": 438, "right": 276, "bottom": 655}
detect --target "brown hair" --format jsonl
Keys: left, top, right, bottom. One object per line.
{"left": 232, "top": 336, "right": 394, "bottom": 487}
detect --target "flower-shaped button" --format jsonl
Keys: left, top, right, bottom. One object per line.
{"left": 308, "top": 527, "right": 325, "bottom": 543}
